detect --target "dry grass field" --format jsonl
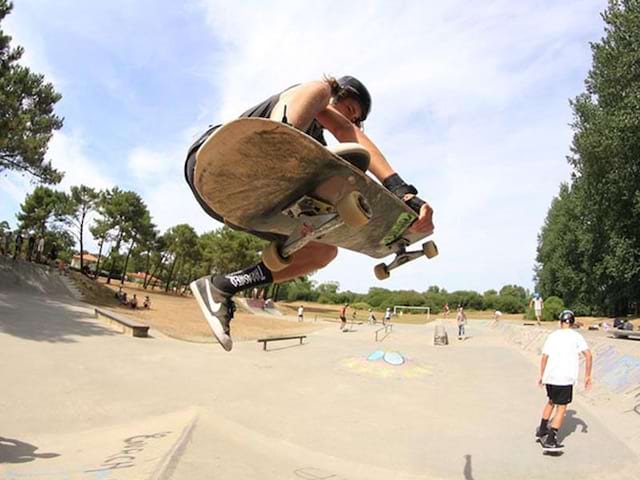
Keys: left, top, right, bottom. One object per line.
{"left": 70, "top": 272, "right": 322, "bottom": 342}
{"left": 70, "top": 272, "right": 637, "bottom": 338}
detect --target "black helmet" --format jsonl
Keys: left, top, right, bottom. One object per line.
{"left": 559, "top": 310, "right": 575, "bottom": 324}
{"left": 337, "top": 76, "right": 372, "bottom": 122}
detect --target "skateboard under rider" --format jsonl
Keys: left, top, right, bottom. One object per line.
{"left": 193, "top": 118, "right": 438, "bottom": 279}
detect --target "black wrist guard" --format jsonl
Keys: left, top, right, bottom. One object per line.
{"left": 383, "top": 173, "right": 417, "bottom": 198}
{"left": 383, "top": 173, "right": 425, "bottom": 213}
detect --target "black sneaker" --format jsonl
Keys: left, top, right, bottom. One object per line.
{"left": 190, "top": 275, "right": 235, "bottom": 351}
{"left": 536, "top": 426, "right": 549, "bottom": 441}
{"left": 542, "top": 434, "right": 564, "bottom": 451}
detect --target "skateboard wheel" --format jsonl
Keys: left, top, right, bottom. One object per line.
{"left": 336, "top": 191, "right": 371, "bottom": 228}
{"left": 374, "top": 263, "right": 390, "bottom": 280}
{"left": 262, "top": 242, "right": 291, "bottom": 272}
{"left": 422, "top": 241, "right": 438, "bottom": 259}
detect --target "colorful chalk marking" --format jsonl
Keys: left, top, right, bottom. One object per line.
{"left": 383, "top": 351, "right": 405, "bottom": 366}
{"left": 367, "top": 350, "right": 385, "bottom": 361}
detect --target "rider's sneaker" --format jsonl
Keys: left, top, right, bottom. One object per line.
{"left": 535, "top": 426, "right": 548, "bottom": 441}
{"left": 542, "top": 433, "right": 563, "bottom": 450}
{"left": 190, "top": 275, "right": 235, "bottom": 351}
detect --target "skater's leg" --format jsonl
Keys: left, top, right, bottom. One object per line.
{"left": 542, "top": 400, "right": 554, "bottom": 420}
{"left": 271, "top": 242, "right": 337, "bottom": 283}
{"left": 191, "top": 242, "right": 337, "bottom": 351}
{"left": 537, "top": 400, "right": 554, "bottom": 438}
{"left": 550, "top": 404, "right": 567, "bottom": 430}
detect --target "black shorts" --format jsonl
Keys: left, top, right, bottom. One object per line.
{"left": 184, "top": 125, "right": 285, "bottom": 243}
{"left": 546, "top": 384, "right": 573, "bottom": 405}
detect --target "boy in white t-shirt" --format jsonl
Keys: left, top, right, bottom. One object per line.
{"left": 530, "top": 293, "right": 544, "bottom": 326}
{"left": 536, "top": 310, "right": 592, "bottom": 450}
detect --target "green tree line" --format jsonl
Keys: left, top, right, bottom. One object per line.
{"left": 535, "top": 0, "right": 640, "bottom": 317}
{"left": 5, "top": 182, "right": 536, "bottom": 312}
{"left": 275, "top": 281, "right": 532, "bottom": 314}
{"left": 6, "top": 184, "right": 268, "bottom": 294}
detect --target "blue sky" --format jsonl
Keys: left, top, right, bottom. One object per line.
{"left": 1, "top": 0, "right": 606, "bottom": 294}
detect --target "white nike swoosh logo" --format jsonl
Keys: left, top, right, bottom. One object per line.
{"left": 205, "top": 281, "right": 222, "bottom": 313}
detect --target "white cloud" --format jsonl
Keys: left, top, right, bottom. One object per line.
{"left": 47, "top": 131, "right": 115, "bottom": 192}
{"left": 3, "top": 0, "right": 606, "bottom": 293}
{"left": 125, "top": 125, "right": 224, "bottom": 234}
{"left": 188, "top": 0, "right": 604, "bottom": 292}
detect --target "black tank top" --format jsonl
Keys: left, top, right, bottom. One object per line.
{"left": 188, "top": 86, "right": 327, "bottom": 157}
{"left": 238, "top": 85, "right": 327, "bottom": 146}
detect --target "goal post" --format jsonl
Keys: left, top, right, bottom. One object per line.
{"left": 393, "top": 305, "right": 431, "bottom": 321}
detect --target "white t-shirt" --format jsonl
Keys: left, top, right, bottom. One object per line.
{"left": 298, "top": 307, "right": 304, "bottom": 316}
{"left": 542, "top": 329, "right": 589, "bottom": 385}
{"left": 533, "top": 298, "right": 543, "bottom": 311}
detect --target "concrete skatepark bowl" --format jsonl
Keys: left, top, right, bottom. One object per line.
{"left": 1, "top": 257, "right": 639, "bottom": 479}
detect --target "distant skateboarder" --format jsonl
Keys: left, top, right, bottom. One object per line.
{"left": 340, "top": 303, "right": 348, "bottom": 331}
{"left": 456, "top": 305, "right": 467, "bottom": 339}
{"left": 297, "top": 305, "right": 304, "bottom": 322}
{"left": 13, "top": 231, "right": 23, "bottom": 260}
{"left": 383, "top": 307, "right": 392, "bottom": 325}
{"left": 186, "top": 76, "right": 434, "bottom": 351}
{"left": 530, "top": 293, "right": 544, "bottom": 326}
{"left": 536, "top": 310, "right": 592, "bottom": 451}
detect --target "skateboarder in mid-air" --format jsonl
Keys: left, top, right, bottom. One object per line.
{"left": 185, "top": 76, "right": 435, "bottom": 351}
{"left": 536, "top": 310, "right": 592, "bottom": 451}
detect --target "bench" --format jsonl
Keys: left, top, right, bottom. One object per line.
{"left": 257, "top": 335, "right": 306, "bottom": 351}
{"left": 612, "top": 330, "right": 640, "bottom": 340}
{"left": 94, "top": 308, "right": 150, "bottom": 337}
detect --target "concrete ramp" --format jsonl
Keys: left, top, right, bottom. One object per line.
{"left": 0, "top": 409, "right": 197, "bottom": 480}
{"left": 0, "top": 257, "right": 73, "bottom": 297}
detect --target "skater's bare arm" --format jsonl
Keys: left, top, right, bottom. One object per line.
{"left": 538, "top": 354, "right": 548, "bottom": 386}
{"left": 582, "top": 350, "right": 593, "bottom": 389}
{"left": 317, "top": 105, "right": 394, "bottom": 181}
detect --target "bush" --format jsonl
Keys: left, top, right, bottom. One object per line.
{"left": 569, "top": 302, "right": 592, "bottom": 317}
{"left": 484, "top": 293, "right": 499, "bottom": 311}
{"left": 543, "top": 296, "right": 565, "bottom": 321}
{"left": 496, "top": 294, "right": 525, "bottom": 314}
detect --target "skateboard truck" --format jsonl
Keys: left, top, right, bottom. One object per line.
{"left": 262, "top": 192, "right": 372, "bottom": 272}
{"left": 374, "top": 240, "right": 438, "bottom": 280}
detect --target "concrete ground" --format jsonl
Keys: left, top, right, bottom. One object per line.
{"left": 1, "top": 264, "right": 639, "bottom": 479}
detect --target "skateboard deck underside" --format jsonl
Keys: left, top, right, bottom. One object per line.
{"left": 194, "top": 118, "right": 426, "bottom": 259}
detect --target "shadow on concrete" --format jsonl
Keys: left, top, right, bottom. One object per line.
{"left": 0, "top": 437, "right": 59, "bottom": 464}
{"left": 463, "top": 454, "right": 475, "bottom": 480}
{"left": 0, "top": 293, "right": 117, "bottom": 343}
{"left": 558, "top": 410, "right": 588, "bottom": 443}
{"left": 262, "top": 343, "right": 308, "bottom": 352}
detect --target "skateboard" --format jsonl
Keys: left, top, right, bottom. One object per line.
{"left": 194, "top": 118, "right": 438, "bottom": 279}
